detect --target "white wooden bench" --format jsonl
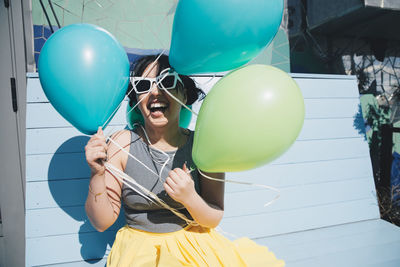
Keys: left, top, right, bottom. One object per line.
{"left": 25, "top": 72, "right": 400, "bottom": 266}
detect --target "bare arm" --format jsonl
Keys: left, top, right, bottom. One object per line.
{"left": 84, "top": 128, "right": 129, "bottom": 232}
{"left": 164, "top": 165, "right": 225, "bottom": 228}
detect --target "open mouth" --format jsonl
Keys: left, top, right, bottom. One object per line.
{"left": 148, "top": 102, "right": 169, "bottom": 115}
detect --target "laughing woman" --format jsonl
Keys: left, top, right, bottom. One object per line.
{"left": 85, "top": 54, "right": 284, "bottom": 266}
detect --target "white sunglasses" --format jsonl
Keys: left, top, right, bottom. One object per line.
{"left": 130, "top": 68, "right": 183, "bottom": 94}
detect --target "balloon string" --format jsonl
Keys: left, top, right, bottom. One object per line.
{"left": 105, "top": 130, "right": 197, "bottom": 226}
{"left": 106, "top": 124, "right": 281, "bottom": 209}
{"left": 105, "top": 162, "right": 198, "bottom": 226}
{"left": 160, "top": 85, "right": 199, "bottom": 116}
{"left": 102, "top": 55, "right": 281, "bottom": 216}
{"left": 105, "top": 123, "right": 171, "bottom": 185}
{"left": 194, "top": 74, "right": 217, "bottom": 88}
{"left": 197, "top": 169, "right": 281, "bottom": 208}
{"left": 106, "top": 136, "right": 160, "bottom": 178}
{"left": 156, "top": 78, "right": 281, "bottom": 207}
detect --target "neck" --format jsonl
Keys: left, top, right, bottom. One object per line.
{"left": 142, "top": 122, "right": 185, "bottom": 150}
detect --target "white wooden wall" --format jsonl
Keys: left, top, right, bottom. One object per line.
{"left": 25, "top": 73, "right": 383, "bottom": 266}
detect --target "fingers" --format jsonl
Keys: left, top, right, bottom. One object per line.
{"left": 86, "top": 139, "right": 108, "bottom": 151}
{"left": 85, "top": 128, "right": 108, "bottom": 174}
{"left": 89, "top": 147, "right": 107, "bottom": 160}
{"left": 168, "top": 168, "right": 184, "bottom": 183}
{"left": 86, "top": 148, "right": 107, "bottom": 168}
{"left": 85, "top": 140, "right": 107, "bottom": 161}
{"left": 166, "top": 168, "right": 194, "bottom": 189}
{"left": 165, "top": 176, "right": 177, "bottom": 189}
{"left": 86, "top": 128, "right": 107, "bottom": 152}
{"left": 164, "top": 181, "right": 175, "bottom": 197}
{"left": 164, "top": 167, "right": 195, "bottom": 204}
{"left": 182, "top": 163, "right": 188, "bottom": 173}
{"left": 88, "top": 129, "right": 106, "bottom": 145}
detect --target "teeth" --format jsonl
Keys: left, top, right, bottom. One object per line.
{"left": 150, "top": 102, "right": 167, "bottom": 108}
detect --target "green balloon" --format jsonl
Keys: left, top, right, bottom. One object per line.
{"left": 126, "top": 101, "right": 193, "bottom": 129}
{"left": 192, "top": 65, "right": 305, "bottom": 172}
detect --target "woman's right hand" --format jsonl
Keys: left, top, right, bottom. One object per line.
{"left": 85, "top": 127, "right": 108, "bottom": 175}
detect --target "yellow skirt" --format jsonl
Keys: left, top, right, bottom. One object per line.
{"left": 107, "top": 225, "right": 285, "bottom": 267}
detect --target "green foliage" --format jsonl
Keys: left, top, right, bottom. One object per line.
{"left": 365, "top": 103, "right": 391, "bottom": 146}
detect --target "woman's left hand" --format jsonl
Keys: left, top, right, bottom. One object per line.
{"left": 164, "top": 164, "right": 196, "bottom": 205}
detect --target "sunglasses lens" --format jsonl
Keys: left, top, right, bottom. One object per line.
{"left": 160, "top": 75, "right": 176, "bottom": 89}
{"left": 134, "top": 80, "right": 151, "bottom": 93}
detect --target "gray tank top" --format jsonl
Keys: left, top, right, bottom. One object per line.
{"left": 122, "top": 129, "right": 200, "bottom": 233}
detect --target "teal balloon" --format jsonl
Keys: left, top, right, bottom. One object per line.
{"left": 179, "top": 106, "right": 193, "bottom": 128}
{"left": 170, "top": 0, "right": 284, "bottom": 74}
{"left": 38, "top": 24, "right": 130, "bottom": 135}
{"left": 126, "top": 101, "right": 193, "bottom": 129}
{"left": 126, "top": 101, "right": 145, "bottom": 129}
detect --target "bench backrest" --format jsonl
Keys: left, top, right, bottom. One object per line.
{"left": 25, "top": 73, "right": 379, "bottom": 266}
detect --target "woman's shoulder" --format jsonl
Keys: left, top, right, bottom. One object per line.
{"left": 108, "top": 129, "right": 132, "bottom": 143}
{"left": 107, "top": 129, "right": 132, "bottom": 169}
{"left": 106, "top": 129, "right": 134, "bottom": 154}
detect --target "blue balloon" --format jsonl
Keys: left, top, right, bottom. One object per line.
{"left": 38, "top": 24, "right": 129, "bottom": 135}
{"left": 169, "top": 0, "right": 284, "bottom": 75}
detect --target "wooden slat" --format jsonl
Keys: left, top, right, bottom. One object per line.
{"left": 26, "top": 75, "right": 358, "bottom": 103}
{"left": 297, "top": 117, "right": 364, "bottom": 141}
{"left": 304, "top": 98, "right": 360, "bottom": 119}
{"left": 26, "top": 101, "right": 129, "bottom": 129}
{"left": 40, "top": 258, "right": 107, "bottom": 267}
{"left": 25, "top": 201, "right": 380, "bottom": 266}
{"left": 224, "top": 177, "right": 377, "bottom": 218}
{"left": 26, "top": 153, "right": 90, "bottom": 182}
{"left": 225, "top": 157, "right": 373, "bottom": 193}
{"left": 26, "top": 156, "right": 373, "bottom": 189}
{"left": 272, "top": 137, "right": 370, "bottom": 164}
{"left": 258, "top": 219, "right": 390, "bottom": 247}
{"left": 25, "top": 137, "right": 371, "bottom": 182}
{"left": 26, "top": 178, "right": 376, "bottom": 238}
{"left": 290, "top": 242, "right": 400, "bottom": 267}
{"left": 257, "top": 220, "right": 400, "bottom": 267}
{"left": 289, "top": 73, "right": 356, "bottom": 80}
{"left": 26, "top": 117, "right": 364, "bottom": 155}
{"left": 26, "top": 174, "right": 374, "bottom": 211}
{"left": 294, "top": 78, "right": 359, "bottom": 98}
{"left": 26, "top": 78, "right": 47, "bottom": 103}
{"left": 26, "top": 231, "right": 115, "bottom": 267}
{"left": 26, "top": 97, "right": 360, "bottom": 129}
{"left": 31, "top": 199, "right": 378, "bottom": 243}
{"left": 26, "top": 179, "right": 89, "bottom": 210}
{"left": 26, "top": 157, "right": 375, "bottom": 209}
{"left": 26, "top": 208, "right": 125, "bottom": 238}
{"left": 219, "top": 199, "right": 381, "bottom": 239}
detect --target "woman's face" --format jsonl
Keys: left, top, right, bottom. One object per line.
{"left": 136, "top": 62, "right": 186, "bottom": 128}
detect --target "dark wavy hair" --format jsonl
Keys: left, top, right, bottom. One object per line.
{"left": 126, "top": 54, "right": 205, "bottom": 107}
